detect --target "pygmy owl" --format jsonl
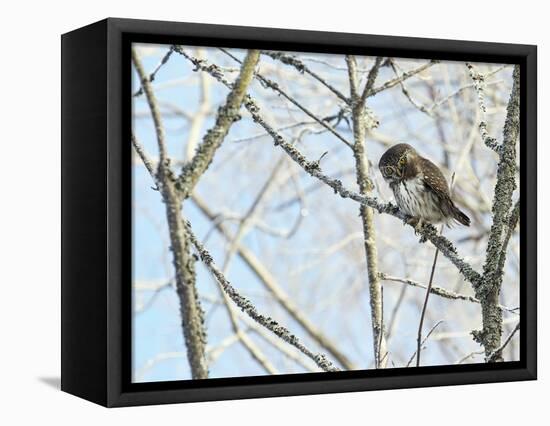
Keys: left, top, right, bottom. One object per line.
{"left": 378, "top": 143, "right": 470, "bottom": 227}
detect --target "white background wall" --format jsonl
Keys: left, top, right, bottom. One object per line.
{"left": 1, "top": 0, "right": 545, "bottom": 424}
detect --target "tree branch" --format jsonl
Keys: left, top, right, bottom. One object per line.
{"left": 131, "top": 134, "right": 159, "bottom": 187}
{"left": 183, "top": 220, "right": 340, "bottom": 372}
{"left": 132, "top": 48, "right": 169, "bottom": 177}
{"left": 172, "top": 50, "right": 482, "bottom": 289}
{"left": 497, "top": 198, "right": 520, "bottom": 275}
{"left": 346, "top": 55, "right": 387, "bottom": 368}
{"left": 486, "top": 321, "right": 520, "bottom": 362}
{"left": 191, "top": 193, "right": 356, "bottom": 370}
{"left": 241, "top": 315, "right": 320, "bottom": 372}
{"left": 185, "top": 50, "right": 212, "bottom": 160}
{"left": 416, "top": 238, "right": 441, "bottom": 367}
{"left": 359, "top": 57, "right": 383, "bottom": 106}
{"left": 466, "top": 62, "right": 501, "bottom": 153}
{"left": 473, "top": 65, "right": 520, "bottom": 360}
{"left": 133, "top": 47, "right": 175, "bottom": 97}
{"left": 406, "top": 320, "right": 444, "bottom": 367}
{"left": 378, "top": 273, "right": 518, "bottom": 314}
{"left": 262, "top": 50, "right": 350, "bottom": 104}
{"left": 390, "top": 59, "right": 433, "bottom": 117}
{"left": 219, "top": 48, "right": 353, "bottom": 149}
{"left": 176, "top": 49, "right": 260, "bottom": 198}
{"left": 367, "top": 60, "right": 438, "bottom": 98}
{"left": 132, "top": 48, "right": 209, "bottom": 379}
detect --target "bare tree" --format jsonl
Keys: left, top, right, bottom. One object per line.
{"left": 131, "top": 45, "right": 520, "bottom": 380}
{"left": 133, "top": 48, "right": 260, "bottom": 378}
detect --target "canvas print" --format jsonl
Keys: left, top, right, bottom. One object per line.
{"left": 131, "top": 44, "right": 520, "bottom": 382}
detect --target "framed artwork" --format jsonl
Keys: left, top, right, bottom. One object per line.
{"left": 61, "top": 18, "right": 537, "bottom": 407}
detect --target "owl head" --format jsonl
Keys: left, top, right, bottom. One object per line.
{"left": 378, "top": 143, "right": 417, "bottom": 182}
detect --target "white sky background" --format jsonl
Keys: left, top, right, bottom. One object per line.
{"left": 131, "top": 44, "right": 519, "bottom": 382}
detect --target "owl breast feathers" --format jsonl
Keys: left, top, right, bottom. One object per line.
{"left": 378, "top": 143, "right": 470, "bottom": 227}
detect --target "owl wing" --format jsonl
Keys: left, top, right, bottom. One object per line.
{"left": 418, "top": 157, "right": 454, "bottom": 208}
{"left": 419, "top": 157, "right": 471, "bottom": 226}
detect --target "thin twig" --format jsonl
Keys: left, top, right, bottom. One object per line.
{"left": 134, "top": 282, "right": 172, "bottom": 315}
{"left": 378, "top": 287, "right": 386, "bottom": 367}
{"left": 219, "top": 48, "right": 353, "bottom": 149}
{"left": 406, "top": 320, "right": 445, "bottom": 367}
{"left": 133, "top": 47, "right": 175, "bottom": 97}
{"left": 385, "top": 281, "right": 408, "bottom": 341}
{"left": 185, "top": 49, "right": 212, "bottom": 160}
{"left": 486, "top": 321, "right": 520, "bottom": 362}
{"left": 132, "top": 48, "right": 169, "bottom": 178}
{"left": 262, "top": 50, "right": 349, "bottom": 103}
{"left": 466, "top": 62, "right": 501, "bottom": 153}
{"left": 367, "top": 60, "right": 439, "bottom": 98}
{"left": 378, "top": 273, "right": 518, "bottom": 314}
{"left": 359, "top": 57, "right": 383, "bottom": 106}
{"left": 416, "top": 241, "right": 441, "bottom": 367}
{"left": 389, "top": 59, "right": 433, "bottom": 117}
{"left": 455, "top": 350, "right": 485, "bottom": 364}
{"left": 131, "top": 134, "right": 159, "bottom": 188}
{"left": 429, "top": 69, "right": 506, "bottom": 113}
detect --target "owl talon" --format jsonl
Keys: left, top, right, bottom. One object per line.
{"left": 404, "top": 217, "right": 427, "bottom": 239}
{"left": 415, "top": 221, "right": 428, "bottom": 243}
{"left": 405, "top": 216, "right": 420, "bottom": 229}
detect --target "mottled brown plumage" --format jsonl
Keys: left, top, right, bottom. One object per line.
{"left": 378, "top": 143, "right": 470, "bottom": 227}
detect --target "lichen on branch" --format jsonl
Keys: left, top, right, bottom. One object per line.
{"left": 176, "top": 49, "right": 261, "bottom": 199}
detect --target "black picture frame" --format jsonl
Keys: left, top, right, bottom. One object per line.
{"left": 61, "top": 17, "right": 537, "bottom": 407}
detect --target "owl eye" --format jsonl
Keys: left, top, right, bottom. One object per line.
{"left": 398, "top": 156, "right": 406, "bottom": 168}
{"left": 383, "top": 166, "right": 396, "bottom": 177}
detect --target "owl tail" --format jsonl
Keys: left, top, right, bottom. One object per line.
{"left": 451, "top": 204, "right": 471, "bottom": 227}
